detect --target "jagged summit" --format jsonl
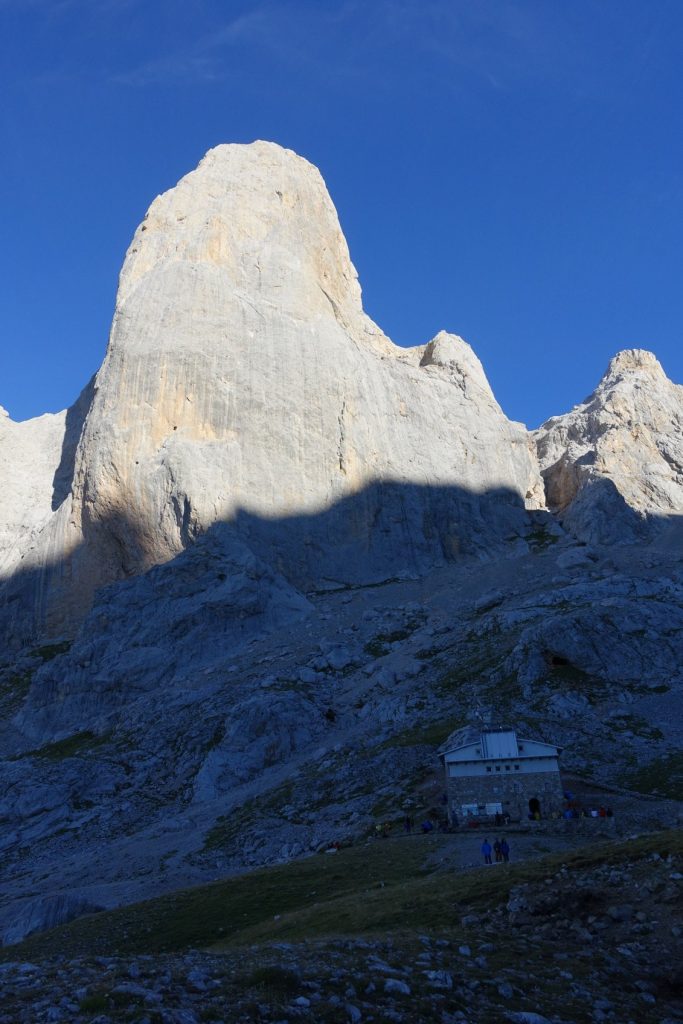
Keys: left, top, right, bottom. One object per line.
{"left": 603, "top": 348, "right": 666, "bottom": 380}
{"left": 539, "top": 349, "right": 671, "bottom": 431}
{"left": 536, "top": 346, "right": 683, "bottom": 544}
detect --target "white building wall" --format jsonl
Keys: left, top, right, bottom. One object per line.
{"left": 447, "top": 756, "right": 560, "bottom": 778}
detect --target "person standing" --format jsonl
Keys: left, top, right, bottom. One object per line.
{"left": 500, "top": 838, "right": 510, "bottom": 863}
{"left": 493, "top": 838, "right": 502, "bottom": 863}
{"left": 481, "top": 838, "right": 492, "bottom": 865}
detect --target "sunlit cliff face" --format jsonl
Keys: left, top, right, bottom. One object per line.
{"left": 2, "top": 144, "right": 683, "bottom": 643}
{"left": 0, "top": 142, "right": 547, "bottom": 638}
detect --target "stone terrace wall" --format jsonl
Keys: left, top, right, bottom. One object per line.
{"left": 447, "top": 769, "right": 564, "bottom": 821}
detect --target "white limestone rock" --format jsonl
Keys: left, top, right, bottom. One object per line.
{"left": 535, "top": 350, "right": 683, "bottom": 544}
{"left": 1, "top": 142, "right": 543, "bottom": 638}
{"left": 0, "top": 407, "right": 67, "bottom": 577}
{"left": 0, "top": 380, "right": 95, "bottom": 641}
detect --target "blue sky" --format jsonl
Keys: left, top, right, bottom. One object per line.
{"left": 1, "top": 0, "right": 682, "bottom": 427}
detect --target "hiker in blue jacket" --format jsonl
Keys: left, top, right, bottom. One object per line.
{"left": 481, "top": 838, "right": 492, "bottom": 864}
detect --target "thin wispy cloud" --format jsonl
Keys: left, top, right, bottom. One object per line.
{"left": 113, "top": 2, "right": 364, "bottom": 88}
{"left": 375, "top": 0, "right": 579, "bottom": 87}
{"left": 109, "top": 0, "right": 583, "bottom": 94}
{"left": 114, "top": 52, "right": 225, "bottom": 87}
{"left": 27, "top": 0, "right": 666, "bottom": 105}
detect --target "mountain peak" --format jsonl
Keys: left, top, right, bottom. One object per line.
{"left": 603, "top": 348, "right": 665, "bottom": 382}
{"left": 0, "top": 144, "right": 542, "bottom": 641}
{"left": 117, "top": 138, "right": 362, "bottom": 324}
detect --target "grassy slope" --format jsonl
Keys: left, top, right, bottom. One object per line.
{"left": 4, "top": 829, "right": 682, "bottom": 963}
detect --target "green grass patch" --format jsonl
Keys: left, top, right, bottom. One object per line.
{"left": 204, "top": 779, "right": 305, "bottom": 849}
{"left": 382, "top": 717, "right": 465, "bottom": 749}
{"left": 25, "top": 730, "right": 110, "bottom": 761}
{"left": 204, "top": 797, "right": 263, "bottom": 850}
{"left": 0, "top": 667, "right": 34, "bottom": 712}
{"left": 438, "top": 644, "right": 504, "bottom": 695}
{"left": 415, "top": 646, "right": 445, "bottom": 660}
{"left": 364, "top": 619, "right": 422, "bottom": 658}
{"left": 2, "top": 839, "right": 433, "bottom": 962}
{"left": 625, "top": 752, "right": 683, "bottom": 799}
{"left": 229, "top": 829, "right": 683, "bottom": 947}
{"left": 364, "top": 638, "right": 389, "bottom": 658}
{"left": 78, "top": 992, "right": 109, "bottom": 1013}
{"left": 546, "top": 662, "right": 608, "bottom": 704}
{"left": 31, "top": 640, "right": 72, "bottom": 662}
{"left": 527, "top": 526, "right": 560, "bottom": 551}
{"left": 3, "top": 669, "right": 33, "bottom": 692}
{"left": 4, "top": 829, "right": 681, "bottom": 966}
{"left": 607, "top": 714, "right": 663, "bottom": 741}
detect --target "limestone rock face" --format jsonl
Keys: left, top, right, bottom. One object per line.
{"left": 535, "top": 350, "right": 683, "bottom": 544}
{"left": 0, "top": 406, "right": 67, "bottom": 577}
{"left": 14, "top": 525, "right": 312, "bottom": 743}
{"left": 1, "top": 893, "right": 104, "bottom": 947}
{"left": 419, "top": 331, "right": 497, "bottom": 403}
{"left": 0, "top": 382, "right": 94, "bottom": 640}
{"left": 0, "top": 142, "right": 543, "bottom": 639}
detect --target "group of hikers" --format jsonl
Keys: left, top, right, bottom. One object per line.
{"left": 480, "top": 837, "right": 510, "bottom": 864}
{"left": 481, "top": 839, "right": 511, "bottom": 864}
{"left": 561, "top": 791, "right": 614, "bottom": 820}
{"left": 373, "top": 815, "right": 516, "bottom": 868}
{"left": 561, "top": 804, "right": 614, "bottom": 820}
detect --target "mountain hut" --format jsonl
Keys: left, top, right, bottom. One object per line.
{"left": 440, "top": 726, "right": 563, "bottom": 823}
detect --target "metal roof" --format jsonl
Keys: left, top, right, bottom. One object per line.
{"left": 480, "top": 729, "right": 519, "bottom": 758}
{"left": 440, "top": 725, "right": 561, "bottom": 761}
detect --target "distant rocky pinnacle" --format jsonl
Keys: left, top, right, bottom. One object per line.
{"left": 536, "top": 348, "right": 683, "bottom": 545}
{"left": 1, "top": 141, "right": 682, "bottom": 641}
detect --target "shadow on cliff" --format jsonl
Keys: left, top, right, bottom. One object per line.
{"left": 4, "top": 470, "right": 683, "bottom": 654}
{"left": 51, "top": 376, "right": 97, "bottom": 511}
{"left": 0, "top": 478, "right": 549, "bottom": 650}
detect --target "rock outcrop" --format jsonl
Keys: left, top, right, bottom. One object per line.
{"left": 535, "top": 350, "right": 683, "bottom": 544}
{"left": 0, "top": 405, "right": 68, "bottom": 578}
{"left": 1, "top": 893, "right": 104, "bottom": 947}
{"left": 13, "top": 524, "right": 312, "bottom": 743}
{"left": 0, "top": 142, "right": 544, "bottom": 642}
